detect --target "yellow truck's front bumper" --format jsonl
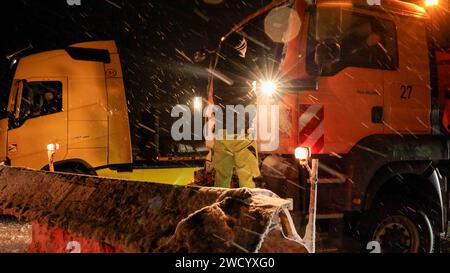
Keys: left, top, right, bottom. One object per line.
{"left": 97, "top": 167, "right": 203, "bottom": 186}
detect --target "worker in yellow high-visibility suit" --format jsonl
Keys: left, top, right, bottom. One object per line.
{"left": 212, "top": 130, "right": 260, "bottom": 188}
{"left": 210, "top": 33, "right": 261, "bottom": 189}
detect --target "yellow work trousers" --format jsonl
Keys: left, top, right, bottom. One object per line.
{"left": 212, "top": 135, "right": 260, "bottom": 188}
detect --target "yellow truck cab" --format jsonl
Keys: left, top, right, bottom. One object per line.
{"left": 0, "top": 41, "right": 132, "bottom": 173}
{"left": 1, "top": 40, "right": 202, "bottom": 184}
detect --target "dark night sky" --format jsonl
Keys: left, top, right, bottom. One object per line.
{"left": 0, "top": 0, "right": 272, "bottom": 102}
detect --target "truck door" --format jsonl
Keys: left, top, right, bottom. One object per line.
{"left": 383, "top": 16, "right": 431, "bottom": 134}
{"left": 7, "top": 78, "right": 68, "bottom": 169}
{"left": 304, "top": 7, "right": 398, "bottom": 154}
{"left": 0, "top": 80, "right": 20, "bottom": 163}
{"left": 0, "top": 119, "right": 7, "bottom": 163}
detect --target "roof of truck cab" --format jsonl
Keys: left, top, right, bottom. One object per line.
{"left": 18, "top": 40, "right": 117, "bottom": 64}
{"left": 317, "top": 0, "right": 428, "bottom": 18}
{"left": 15, "top": 40, "right": 118, "bottom": 78}
{"left": 69, "top": 40, "right": 118, "bottom": 54}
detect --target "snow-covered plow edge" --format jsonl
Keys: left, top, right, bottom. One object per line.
{"left": 0, "top": 166, "right": 307, "bottom": 253}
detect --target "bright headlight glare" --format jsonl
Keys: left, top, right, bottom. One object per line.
{"left": 260, "top": 81, "right": 277, "bottom": 96}
{"left": 425, "top": 0, "right": 438, "bottom": 6}
{"left": 295, "top": 147, "right": 310, "bottom": 161}
{"left": 193, "top": 97, "right": 203, "bottom": 110}
{"left": 47, "top": 143, "right": 60, "bottom": 152}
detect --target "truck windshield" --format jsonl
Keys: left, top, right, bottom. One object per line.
{"left": 307, "top": 6, "right": 398, "bottom": 76}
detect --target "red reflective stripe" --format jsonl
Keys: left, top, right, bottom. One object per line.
{"left": 311, "top": 135, "right": 324, "bottom": 154}
{"left": 298, "top": 105, "right": 324, "bottom": 154}
{"left": 298, "top": 115, "right": 322, "bottom": 144}
{"left": 298, "top": 106, "right": 324, "bottom": 144}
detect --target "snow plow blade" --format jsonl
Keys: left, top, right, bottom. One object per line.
{"left": 0, "top": 166, "right": 307, "bottom": 253}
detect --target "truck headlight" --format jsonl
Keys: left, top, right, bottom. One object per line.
{"left": 260, "top": 80, "right": 277, "bottom": 96}
{"left": 425, "top": 0, "right": 438, "bottom": 7}
{"left": 47, "top": 143, "right": 60, "bottom": 152}
{"left": 193, "top": 97, "right": 203, "bottom": 111}
{"left": 253, "top": 81, "right": 278, "bottom": 97}
{"left": 295, "top": 146, "right": 310, "bottom": 165}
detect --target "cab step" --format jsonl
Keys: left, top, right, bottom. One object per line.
{"left": 318, "top": 178, "right": 346, "bottom": 184}
{"left": 316, "top": 213, "right": 344, "bottom": 220}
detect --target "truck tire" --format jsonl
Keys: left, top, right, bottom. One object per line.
{"left": 362, "top": 198, "right": 435, "bottom": 253}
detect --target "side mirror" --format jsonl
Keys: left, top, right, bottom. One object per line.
{"left": 8, "top": 114, "right": 27, "bottom": 130}
{"left": 314, "top": 39, "right": 341, "bottom": 68}
{"left": 6, "top": 44, "right": 33, "bottom": 69}
{"left": 8, "top": 58, "right": 18, "bottom": 69}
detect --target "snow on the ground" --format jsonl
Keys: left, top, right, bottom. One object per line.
{"left": 0, "top": 216, "right": 31, "bottom": 253}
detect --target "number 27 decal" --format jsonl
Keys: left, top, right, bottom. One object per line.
{"left": 400, "top": 85, "right": 413, "bottom": 99}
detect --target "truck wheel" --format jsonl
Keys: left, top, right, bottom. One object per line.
{"left": 364, "top": 200, "right": 435, "bottom": 253}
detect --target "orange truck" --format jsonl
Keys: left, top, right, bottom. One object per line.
{"left": 237, "top": 0, "right": 450, "bottom": 252}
